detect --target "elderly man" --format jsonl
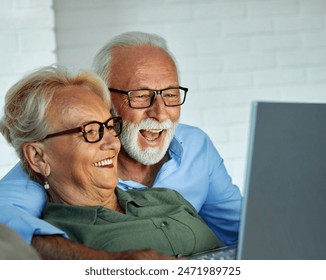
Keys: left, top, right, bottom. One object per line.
{"left": 0, "top": 31, "right": 242, "bottom": 259}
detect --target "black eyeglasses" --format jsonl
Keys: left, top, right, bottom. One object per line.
{"left": 43, "top": 116, "right": 123, "bottom": 143}
{"left": 109, "top": 86, "right": 188, "bottom": 109}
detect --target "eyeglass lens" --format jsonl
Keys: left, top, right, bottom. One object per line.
{"left": 129, "top": 88, "right": 185, "bottom": 108}
{"left": 83, "top": 118, "right": 122, "bottom": 143}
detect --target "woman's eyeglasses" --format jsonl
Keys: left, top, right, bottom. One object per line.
{"left": 43, "top": 116, "right": 123, "bottom": 143}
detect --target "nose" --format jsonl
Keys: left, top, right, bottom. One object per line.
{"left": 147, "top": 93, "right": 169, "bottom": 121}
{"left": 100, "top": 130, "right": 121, "bottom": 153}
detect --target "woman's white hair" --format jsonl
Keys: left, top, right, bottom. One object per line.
{"left": 0, "top": 66, "right": 111, "bottom": 177}
{"left": 92, "top": 31, "right": 178, "bottom": 85}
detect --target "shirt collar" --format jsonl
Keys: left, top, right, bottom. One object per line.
{"left": 168, "top": 135, "right": 183, "bottom": 166}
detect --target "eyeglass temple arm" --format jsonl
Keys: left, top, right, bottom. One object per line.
{"left": 108, "top": 88, "right": 129, "bottom": 95}
{"left": 44, "top": 127, "right": 82, "bottom": 140}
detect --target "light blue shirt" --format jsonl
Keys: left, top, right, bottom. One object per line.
{"left": 0, "top": 124, "right": 242, "bottom": 245}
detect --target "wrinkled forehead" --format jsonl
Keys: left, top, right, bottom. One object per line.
{"left": 47, "top": 86, "right": 110, "bottom": 128}
{"left": 109, "top": 45, "right": 179, "bottom": 86}
{"left": 50, "top": 86, "right": 98, "bottom": 109}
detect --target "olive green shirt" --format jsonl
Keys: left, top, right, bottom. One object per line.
{"left": 43, "top": 188, "right": 223, "bottom": 257}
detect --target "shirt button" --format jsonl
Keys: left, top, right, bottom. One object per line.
{"left": 160, "top": 221, "right": 168, "bottom": 227}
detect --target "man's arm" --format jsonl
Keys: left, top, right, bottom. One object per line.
{"left": 0, "top": 224, "right": 40, "bottom": 260}
{"left": 0, "top": 163, "right": 61, "bottom": 243}
{"left": 200, "top": 136, "right": 243, "bottom": 245}
{"left": 32, "top": 235, "right": 174, "bottom": 260}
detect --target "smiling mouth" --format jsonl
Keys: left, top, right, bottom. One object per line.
{"left": 93, "top": 158, "right": 113, "bottom": 167}
{"left": 140, "top": 129, "right": 164, "bottom": 141}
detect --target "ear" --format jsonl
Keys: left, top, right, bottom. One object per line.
{"left": 23, "top": 142, "right": 51, "bottom": 177}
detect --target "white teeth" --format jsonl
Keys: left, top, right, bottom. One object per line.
{"left": 144, "top": 129, "right": 163, "bottom": 133}
{"left": 93, "top": 158, "right": 113, "bottom": 167}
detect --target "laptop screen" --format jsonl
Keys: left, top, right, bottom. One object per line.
{"left": 238, "top": 102, "right": 326, "bottom": 260}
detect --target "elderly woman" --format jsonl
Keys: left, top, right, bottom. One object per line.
{"left": 0, "top": 66, "right": 223, "bottom": 259}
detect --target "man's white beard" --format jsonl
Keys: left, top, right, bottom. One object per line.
{"left": 119, "top": 118, "right": 178, "bottom": 165}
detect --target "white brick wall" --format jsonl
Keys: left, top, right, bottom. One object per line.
{"left": 0, "top": 0, "right": 56, "bottom": 178}
{"left": 2, "top": 0, "right": 326, "bottom": 194}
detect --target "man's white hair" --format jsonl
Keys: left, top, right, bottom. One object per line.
{"left": 92, "top": 31, "right": 179, "bottom": 86}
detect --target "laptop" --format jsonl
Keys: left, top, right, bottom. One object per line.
{"left": 191, "top": 101, "right": 326, "bottom": 260}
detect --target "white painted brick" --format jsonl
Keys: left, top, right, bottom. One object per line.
{"left": 57, "top": 24, "right": 166, "bottom": 50}
{"left": 229, "top": 123, "right": 250, "bottom": 142}
{"left": 252, "top": 34, "right": 302, "bottom": 51}
{"left": 166, "top": 20, "right": 221, "bottom": 40}
{"left": 214, "top": 141, "right": 248, "bottom": 160}
{"left": 178, "top": 65, "right": 198, "bottom": 84}
{"left": 193, "top": 1, "right": 246, "bottom": 19}
{"left": 225, "top": 53, "right": 276, "bottom": 70}
{"left": 254, "top": 68, "right": 306, "bottom": 86}
{"left": 31, "top": 0, "right": 52, "bottom": 8}
{"left": 56, "top": 27, "right": 116, "bottom": 48}
{"left": 129, "top": 25, "right": 167, "bottom": 39}
{"left": 177, "top": 56, "right": 223, "bottom": 74}
{"left": 0, "top": 137, "right": 19, "bottom": 179}
{"left": 185, "top": 90, "right": 237, "bottom": 109}
{"left": 13, "top": 0, "right": 32, "bottom": 9}
{"left": 280, "top": 84, "right": 326, "bottom": 103}
{"left": 199, "top": 72, "right": 252, "bottom": 90}
{"left": 53, "top": 0, "right": 110, "bottom": 10}
{"left": 0, "top": 10, "right": 54, "bottom": 29}
{"left": 307, "top": 66, "right": 326, "bottom": 83}
{"left": 165, "top": 0, "right": 194, "bottom": 3}
{"left": 222, "top": 18, "right": 274, "bottom": 35}
{"left": 130, "top": 25, "right": 169, "bottom": 37}
{"left": 278, "top": 50, "right": 326, "bottom": 67}
{"left": 0, "top": 141, "right": 17, "bottom": 161}
{"left": 181, "top": 91, "right": 206, "bottom": 110}
{"left": 0, "top": 31, "right": 18, "bottom": 52}
{"left": 197, "top": 37, "right": 251, "bottom": 55}
{"left": 56, "top": 46, "right": 94, "bottom": 71}
{"left": 168, "top": 38, "right": 197, "bottom": 57}
{"left": 274, "top": 15, "right": 324, "bottom": 32}
{"left": 178, "top": 73, "right": 199, "bottom": 94}
{"left": 303, "top": 33, "right": 326, "bottom": 48}
{"left": 137, "top": 2, "right": 192, "bottom": 23}
{"left": 179, "top": 107, "right": 202, "bottom": 128}
{"left": 203, "top": 125, "right": 230, "bottom": 144}
{"left": 0, "top": 74, "right": 23, "bottom": 97}
{"left": 55, "top": 9, "right": 134, "bottom": 29}
{"left": 202, "top": 105, "right": 251, "bottom": 126}
{"left": 0, "top": 53, "right": 56, "bottom": 74}
{"left": 247, "top": 0, "right": 298, "bottom": 16}
{"left": 19, "top": 30, "right": 56, "bottom": 51}
{"left": 300, "top": 0, "right": 326, "bottom": 14}
{"left": 1, "top": 0, "right": 13, "bottom": 10}
{"left": 197, "top": 88, "right": 281, "bottom": 108}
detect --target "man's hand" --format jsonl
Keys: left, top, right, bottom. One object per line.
{"left": 32, "top": 235, "right": 174, "bottom": 260}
